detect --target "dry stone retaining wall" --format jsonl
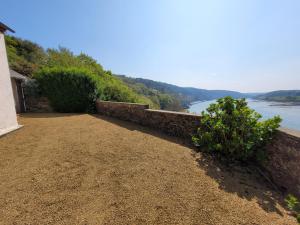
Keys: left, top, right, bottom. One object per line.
{"left": 96, "top": 100, "right": 201, "bottom": 139}
{"left": 25, "top": 96, "right": 53, "bottom": 112}
{"left": 264, "top": 130, "right": 300, "bottom": 197}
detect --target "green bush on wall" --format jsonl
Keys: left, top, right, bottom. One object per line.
{"left": 35, "top": 67, "right": 100, "bottom": 112}
{"left": 192, "top": 97, "right": 282, "bottom": 162}
{"left": 285, "top": 194, "right": 300, "bottom": 224}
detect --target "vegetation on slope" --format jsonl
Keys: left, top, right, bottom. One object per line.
{"left": 255, "top": 90, "right": 300, "bottom": 103}
{"left": 285, "top": 194, "right": 300, "bottom": 224}
{"left": 117, "top": 75, "right": 183, "bottom": 110}
{"left": 5, "top": 35, "right": 158, "bottom": 108}
{"left": 117, "top": 75, "right": 251, "bottom": 110}
{"left": 5, "top": 35, "right": 46, "bottom": 76}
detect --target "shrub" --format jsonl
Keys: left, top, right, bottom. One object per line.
{"left": 101, "top": 82, "right": 137, "bottom": 103}
{"left": 192, "top": 97, "right": 282, "bottom": 161}
{"left": 285, "top": 194, "right": 300, "bottom": 224}
{"left": 35, "top": 67, "right": 100, "bottom": 112}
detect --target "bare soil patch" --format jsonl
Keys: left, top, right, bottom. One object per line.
{"left": 0, "top": 113, "right": 296, "bottom": 224}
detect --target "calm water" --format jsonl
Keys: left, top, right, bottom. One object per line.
{"left": 188, "top": 99, "right": 300, "bottom": 131}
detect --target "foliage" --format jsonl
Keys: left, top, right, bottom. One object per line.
{"left": 44, "top": 48, "right": 155, "bottom": 106}
{"left": 5, "top": 36, "right": 156, "bottom": 107}
{"left": 45, "top": 47, "right": 104, "bottom": 75}
{"left": 117, "top": 75, "right": 187, "bottom": 110}
{"left": 35, "top": 67, "right": 100, "bottom": 112}
{"left": 5, "top": 35, "right": 46, "bottom": 76}
{"left": 192, "top": 97, "right": 282, "bottom": 161}
{"left": 117, "top": 75, "right": 250, "bottom": 111}
{"left": 285, "top": 194, "right": 300, "bottom": 224}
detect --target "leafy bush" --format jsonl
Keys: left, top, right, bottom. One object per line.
{"left": 5, "top": 35, "right": 46, "bottom": 77}
{"left": 100, "top": 80, "right": 138, "bottom": 103}
{"left": 35, "top": 67, "right": 100, "bottom": 112}
{"left": 285, "top": 194, "right": 300, "bottom": 224}
{"left": 192, "top": 97, "right": 282, "bottom": 161}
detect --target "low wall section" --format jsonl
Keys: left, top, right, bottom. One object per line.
{"left": 96, "top": 100, "right": 300, "bottom": 198}
{"left": 96, "top": 100, "right": 201, "bottom": 139}
{"left": 26, "top": 96, "right": 53, "bottom": 113}
{"left": 264, "top": 130, "right": 300, "bottom": 197}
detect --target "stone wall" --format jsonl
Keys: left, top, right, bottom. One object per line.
{"left": 96, "top": 100, "right": 300, "bottom": 198}
{"left": 265, "top": 130, "right": 300, "bottom": 197}
{"left": 25, "top": 96, "right": 53, "bottom": 113}
{"left": 96, "top": 100, "right": 201, "bottom": 139}
{"left": 96, "top": 100, "right": 149, "bottom": 123}
{"left": 142, "top": 109, "right": 201, "bottom": 138}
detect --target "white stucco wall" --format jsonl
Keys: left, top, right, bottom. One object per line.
{"left": 0, "top": 32, "right": 19, "bottom": 135}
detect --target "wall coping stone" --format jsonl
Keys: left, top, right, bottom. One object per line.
{"left": 279, "top": 127, "right": 300, "bottom": 138}
{"left": 96, "top": 100, "right": 149, "bottom": 108}
{"left": 145, "top": 109, "right": 201, "bottom": 117}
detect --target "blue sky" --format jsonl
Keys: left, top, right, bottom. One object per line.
{"left": 1, "top": 0, "right": 300, "bottom": 92}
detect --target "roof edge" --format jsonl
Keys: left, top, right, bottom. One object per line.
{"left": 0, "top": 22, "right": 15, "bottom": 33}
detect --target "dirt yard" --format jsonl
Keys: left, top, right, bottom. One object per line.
{"left": 0, "top": 113, "right": 296, "bottom": 225}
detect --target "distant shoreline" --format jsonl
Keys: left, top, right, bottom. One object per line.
{"left": 188, "top": 100, "right": 206, "bottom": 106}
{"left": 269, "top": 102, "right": 300, "bottom": 106}
{"left": 189, "top": 98, "right": 300, "bottom": 107}
{"left": 254, "top": 99, "right": 300, "bottom": 106}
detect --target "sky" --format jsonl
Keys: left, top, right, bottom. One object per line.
{"left": 1, "top": 0, "right": 300, "bottom": 92}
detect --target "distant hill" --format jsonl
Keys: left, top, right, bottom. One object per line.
{"left": 117, "top": 75, "right": 251, "bottom": 109}
{"left": 255, "top": 90, "right": 300, "bottom": 103}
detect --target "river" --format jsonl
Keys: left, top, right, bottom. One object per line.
{"left": 188, "top": 98, "right": 300, "bottom": 131}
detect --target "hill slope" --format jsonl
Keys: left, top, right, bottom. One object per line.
{"left": 255, "top": 90, "right": 300, "bottom": 103}
{"left": 5, "top": 35, "right": 159, "bottom": 108}
{"left": 117, "top": 75, "right": 250, "bottom": 109}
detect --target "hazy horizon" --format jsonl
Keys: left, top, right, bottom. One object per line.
{"left": 1, "top": 0, "right": 300, "bottom": 92}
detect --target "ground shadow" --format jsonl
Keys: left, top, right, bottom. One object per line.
{"left": 91, "top": 114, "right": 194, "bottom": 147}
{"left": 193, "top": 152, "right": 286, "bottom": 215}
{"left": 93, "top": 114, "right": 288, "bottom": 216}
{"left": 19, "top": 113, "right": 84, "bottom": 118}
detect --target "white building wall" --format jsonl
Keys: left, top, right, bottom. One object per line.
{"left": 0, "top": 32, "right": 19, "bottom": 135}
{"left": 11, "top": 79, "right": 20, "bottom": 113}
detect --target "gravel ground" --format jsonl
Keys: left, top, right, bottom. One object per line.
{"left": 0, "top": 113, "right": 296, "bottom": 225}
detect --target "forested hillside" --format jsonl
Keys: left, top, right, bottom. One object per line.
{"left": 117, "top": 75, "right": 250, "bottom": 108}
{"left": 255, "top": 90, "right": 300, "bottom": 102}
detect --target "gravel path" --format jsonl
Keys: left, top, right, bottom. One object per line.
{"left": 0, "top": 113, "right": 296, "bottom": 225}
